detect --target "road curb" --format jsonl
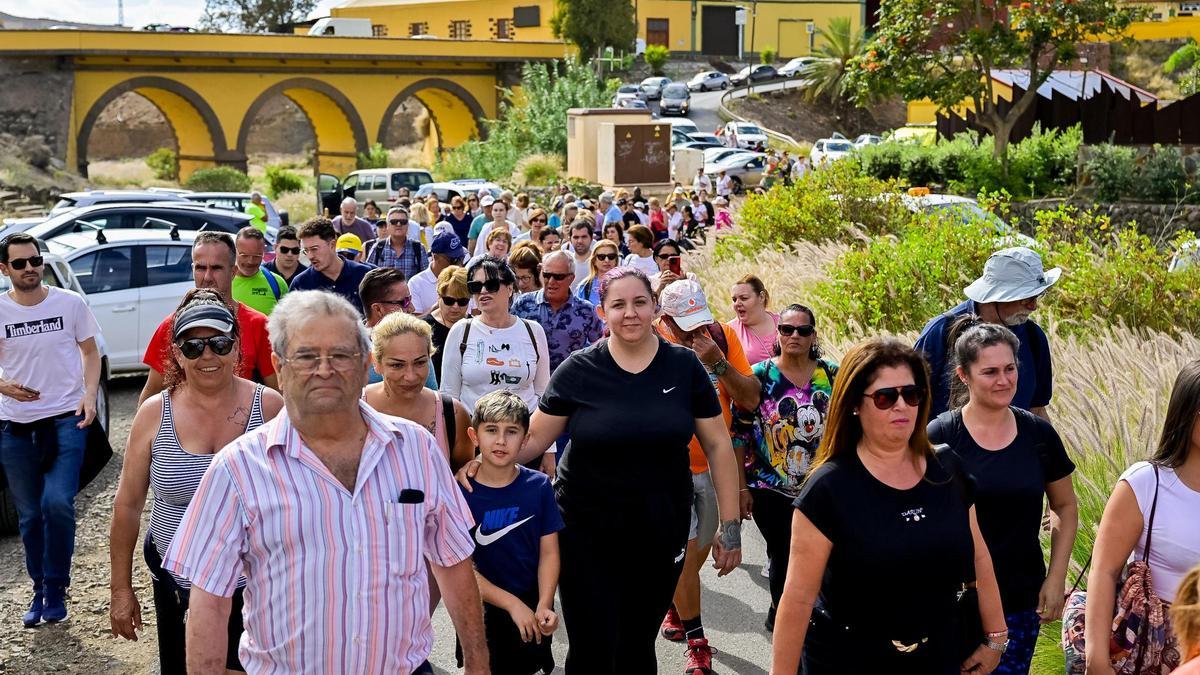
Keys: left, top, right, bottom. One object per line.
{"left": 718, "top": 79, "right": 807, "bottom": 149}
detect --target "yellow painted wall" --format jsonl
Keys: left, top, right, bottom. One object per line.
{"left": 636, "top": 0, "right": 862, "bottom": 57}
{"left": 333, "top": 0, "right": 558, "bottom": 41}
{"left": 1122, "top": 14, "right": 1200, "bottom": 40}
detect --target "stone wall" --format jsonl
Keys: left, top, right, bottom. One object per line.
{"left": 0, "top": 57, "right": 73, "bottom": 159}
{"left": 1009, "top": 198, "right": 1200, "bottom": 238}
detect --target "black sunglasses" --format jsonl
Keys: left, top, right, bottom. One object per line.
{"left": 542, "top": 272, "right": 572, "bottom": 281}
{"left": 467, "top": 279, "right": 504, "bottom": 295}
{"left": 388, "top": 219, "right": 407, "bottom": 225}
{"left": 177, "top": 335, "right": 236, "bottom": 360}
{"left": 377, "top": 296, "right": 413, "bottom": 309}
{"left": 441, "top": 296, "right": 470, "bottom": 307}
{"left": 6, "top": 255, "right": 44, "bottom": 270}
{"left": 594, "top": 253, "right": 618, "bottom": 262}
{"left": 862, "top": 385, "right": 924, "bottom": 410}
{"left": 778, "top": 324, "right": 815, "bottom": 337}
{"left": 277, "top": 246, "right": 301, "bottom": 255}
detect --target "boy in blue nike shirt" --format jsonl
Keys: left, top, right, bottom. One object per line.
{"left": 458, "top": 390, "right": 562, "bottom": 674}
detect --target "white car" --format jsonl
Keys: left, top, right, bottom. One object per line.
{"left": 778, "top": 56, "right": 821, "bottom": 78}
{"left": 44, "top": 229, "right": 200, "bottom": 373}
{"left": 668, "top": 118, "right": 701, "bottom": 136}
{"left": 612, "top": 84, "right": 641, "bottom": 108}
{"left": 810, "top": 138, "right": 856, "bottom": 167}
{"left": 687, "top": 71, "right": 730, "bottom": 92}
{"left": 639, "top": 76, "right": 672, "bottom": 100}
{"left": 899, "top": 192, "right": 1036, "bottom": 247}
{"left": 703, "top": 147, "right": 757, "bottom": 164}
{"left": 854, "top": 134, "right": 883, "bottom": 148}
{"left": 723, "top": 121, "right": 769, "bottom": 150}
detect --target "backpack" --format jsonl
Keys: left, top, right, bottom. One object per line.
{"left": 458, "top": 318, "right": 541, "bottom": 367}
{"left": 440, "top": 394, "right": 456, "bottom": 450}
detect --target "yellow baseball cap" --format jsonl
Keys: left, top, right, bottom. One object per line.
{"left": 336, "top": 233, "right": 363, "bottom": 254}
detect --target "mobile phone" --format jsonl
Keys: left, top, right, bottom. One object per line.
{"left": 668, "top": 256, "right": 682, "bottom": 276}
{"left": 18, "top": 385, "right": 40, "bottom": 396}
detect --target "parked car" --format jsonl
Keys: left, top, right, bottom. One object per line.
{"left": 1169, "top": 239, "right": 1200, "bottom": 272}
{"left": 415, "top": 180, "right": 503, "bottom": 203}
{"left": 639, "top": 76, "right": 672, "bottom": 100}
{"left": 677, "top": 141, "right": 724, "bottom": 151}
{"left": 722, "top": 121, "right": 770, "bottom": 150}
{"left": 659, "top": 83, "right": 692, "bottom": 116}
{"left": 0, "top": 245, "right": 112, "bottom": 535}
{"left": 318, "top": 168, "right": 435, "bottom": 217}
{"left": 854, "top": 134, "right": 883, "bottom": 148}
{"left": 667, "top": 118, "right": 701, "bottom": 136}
{"left": 687, "top": 71, "right": 730, "bottom": 92}
{"left": 43, "top": 229, "right": 202, "bottom": 373}
{"left": 181, "top": 191, "right": 287, "bottom": 232}
{"left": 810, "top": 138, "right": 856, "bottom": 167}
{"left": 730, "top": 64, "right": 779, "bottom": 86}
{"left": 704, "top": 147, "right": 757, "bottom": 164}
{"left": 671, "top": 128, "right": 695, "bottom": 147}
{"left": 687, "top": 133, "right": 723, "bottom": 146}
{"left": 705, "top": 152, "right": 767, "bottom": 192}
{"left": 778, "top": 56, "right": 822, "bottom": 79}
{"left": 307, "top": 17, "right": 372, "bottom": 37}
{"left": 618, "top": 99, "right": 651, "bottom": 111}
{"left": 11, "top": 203, "right": 253, "bottom": 243}
{"left": 612, "top": 84, "right": 641, "bottom": 108}
{"left": 898, "top": 191, "right": 1036, "bottom": 247}
{"left": 50, "top": 190, "right": 184, "bottom": 217}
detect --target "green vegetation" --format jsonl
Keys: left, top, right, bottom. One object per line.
{"left": 264, "top": 165, "right": 305, "bottom": 198}
{"left": 145, "top": 148, "right": 178, "bottom": 182}
{"left": 1082, "top": 144, "right": 1197, "bottom": 203}
{"left": 184, "top": 166, "right": 252, "bottom": 192}
{"left": 644, "top": 44, "right": 670, "bottom": 75}
{"left": 357, "top": 143, "right": 390, "bottom": 170}
{"left": 1164, "top": 38, "right": 1200, "bottom": 96}
{"left": 511, "top": 153, "right": 564, "bottom": 187}
{"left": 760, "top": 46, "right": 777, "bottom": 65}
{"left": 437, "top": 57, "right": 617, "bottom": 181}
{"left": 797, "top": 18, "right": 875, "bottom": 119}
{"left": 550, "top": 0, "right": 636, "bottom": 61}
{"left": 200, "top": 0, "right": 316, "bottom": 33}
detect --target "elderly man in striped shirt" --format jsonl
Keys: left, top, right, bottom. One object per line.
{"left": 163, "top": 291, "right": 488, "bottom": 674}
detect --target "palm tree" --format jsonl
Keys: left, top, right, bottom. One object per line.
{"left": 798, "top": 17, "right": 875, "bottom": 117}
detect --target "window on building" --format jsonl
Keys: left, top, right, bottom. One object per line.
{"left": 496, "top": 18, "right": 513, "bottom": 39}
{"left": 409, "top": 22, "right": 426, "bottom": 36}
{"left": 371, "top": 24, "right": 388, "bottom": 36}
{"left": 647, "top": 18, "right": 669, "bottom": 47}
{"left": 513, "top": 6, "right": 540, "bottom": 27}
{"left": 449, "top": 19, "right": 472, "bottom": 39}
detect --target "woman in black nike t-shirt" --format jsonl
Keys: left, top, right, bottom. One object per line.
{"left": 459, "top": 267, "right": 744, "bottom": 674}
{"left": 771, "top": 338, "right": 1007, "bottom": 675}
{"left": 928, "top": 318, "right": 1077, "bottom": 675}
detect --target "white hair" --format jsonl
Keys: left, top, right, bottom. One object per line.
{"left": 541, "top": 249, "right": 573, "bottom": 269}
{"left": 340, "top": 197, "right": 358, "bottom": 208}
{"left": 268, "top": 290, "right": 370, "bottom": 361}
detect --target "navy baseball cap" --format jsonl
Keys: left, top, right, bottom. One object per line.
{"left": 431, "top": 232, "right": 467, "bottom": 258}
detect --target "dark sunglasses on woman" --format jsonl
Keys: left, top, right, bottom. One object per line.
{"left": 176, "top": 335, "right": 236, "bottom": 360}
{"left": 594, "top": 253, "right": 618, "bottom": 262}
{"left": 467, "top": 279, "right": 504, "bottom": 295}
{"left": 441, "top": 296, "right": 470, "bottom": 307}
{"left": 777, "top": 324, "right": 816, "bottom": 337}
{"left": 862, "top": 385, "right": 924, "bottom": 410}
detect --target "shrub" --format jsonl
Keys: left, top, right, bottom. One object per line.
{"left": 264, "top": 165, "right": 304, "bottom": 198}
{"left": 1135, "top": 144, "right": 1189, "bottom": 202}
{"left": 145, "top": 148, "right": 178, "bottom": 181}
{"left": 184, "top": 166, "right": 251, "bottom": 192}
{"left": 272, "top": 190, "right": 316, "bottom": 225}
{"left": 899, "top": 144, "right": 939, "bottom": 187}
{"left": 1007, "top": 124, "right": 1082, "bottom": 198}
{"left": 857, "top": 142, "right": 904, "bottom": 180}
{"left": 760, "top": 46, "right": 777, "bottom": 64}
{"left": 511, "top": 153, "right": 563, "bottom": 187}
{"left": 1083, "top": 144, "right": 1136, "bottom": 202}
{"left": 357, "top": 143, "right": 390, "bottom": 170}
{"left": 644, "top": 44, "right": 670, "bottom": 75}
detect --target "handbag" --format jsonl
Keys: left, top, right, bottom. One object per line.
{"left": 1062, "top": 465, "right": 1182, "bottom": 674}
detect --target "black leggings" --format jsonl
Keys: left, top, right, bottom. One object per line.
{"left": 752, "top": 488, "right": 796, "bottom": 609}
{"left": 556, "top": 487, "right": 690, "bottom": 674}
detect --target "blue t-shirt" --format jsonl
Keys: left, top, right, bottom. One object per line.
{"left": 914, "top": 299, "right": 1053, "bottom": 417}
{"left": 462, "top": 465, "right": 564, "bottom": 596}
{"left": 288, "top": 259, "right": 375, "bottom": 314}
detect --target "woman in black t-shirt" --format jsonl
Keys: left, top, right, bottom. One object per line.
{"left": 928, "top": 318, "right": 1077, "bottom": 675}
{"left": 772, "top": 338, "right": 1007, "bottom": 675}
{"left": 459, "top": 267, "right": 744, "bottom": 674}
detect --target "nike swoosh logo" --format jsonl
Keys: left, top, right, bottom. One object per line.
{"left": 474, "top": 516, "right": 535, "bottom": 546}
{"left": 662, "top": 387, "right": 676, "bottom": 394}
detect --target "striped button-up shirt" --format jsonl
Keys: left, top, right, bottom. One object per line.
{"left": 163, "top": 401, "right": 475, "bottom": 674}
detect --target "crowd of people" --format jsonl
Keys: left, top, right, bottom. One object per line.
{"left": 1, "top": 175, "right": 1200, "bottom": 675}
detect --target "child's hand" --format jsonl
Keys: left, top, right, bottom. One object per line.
{"left": 509, "top": 603, "right": 541, "bottom": 643}
{"left": 536, "top": 607, "right": 559, "bottom": 635}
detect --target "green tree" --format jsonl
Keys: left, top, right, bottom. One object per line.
{"left": 644, "top": 44, "right": 670, "bottom": 75}
{"left": 200, "top": 0, "right": 316, "bottom": 33}
{"left": 847, "top": 0, "right": 1145, "bottom": 172}
{"left": 1164, "top": 38, "right": 1200, "bottom": 96}
{"left": 550, "top": 0, "right": 636, "bottom": 60}
{"left": 797, "top": 17, "right": 875, "bottom": 120}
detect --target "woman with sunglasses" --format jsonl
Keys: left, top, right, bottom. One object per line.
{"left": 109, "top": 289, "right": 284, "bottom": 673}
{"left": 733, "top": 303, "right": 835, "bottom": 633}
{"left": 728, "top": 274, "right": 780, "bottom": 367}
{"left": 446, "top": 196, "right": 477, "bottom": 242}
{"left": 772, "top": 337, "right": 1007, "bottom": 675}
{"left": 574, "top": 239, "right": 620, "bottom": 307}
{"left": 509, "top": 244, "right": 543, "bottom": 294}
{"left": 519, "top": 208, "right": 550, "bottom": 245}
{"left": 928, "top": 317, "right": 1077, "bottom": 675}
{"left": 440, "top": 255, "right": 550, "bottom": 414}
{"left": 424, "top": 266, "right": 469, "bottom": 383}
{"left": 649, "top": 238, "right": 696, "bottom": 297}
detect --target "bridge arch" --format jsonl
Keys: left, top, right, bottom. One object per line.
{"left": 237, "top": 78, "right": 369, "bottom": 178}
{"left": 77, "top": 76, "right": 228, "bottom": 180}
{"left": 377, "top": 78, "right": 488, "bottom": 158}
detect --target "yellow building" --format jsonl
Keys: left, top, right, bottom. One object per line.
{"left": 332, "top": 0, "right": 865, "bottom": 58}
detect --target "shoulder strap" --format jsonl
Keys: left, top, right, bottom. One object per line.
{"left": 819, "top": 359, "right": 835, "bottom": 389}
{"left": 260, "top": 267, "right": 281, "bottom": 301}
{"left": 441, "top": 393, "right": 456, "bottom": 451}
{"left": 458, "top": 318, "right": 473, "bottom": 357}
{"left": 1143, "top": 464, "right": 1161, "bottom": 562}
{"left": 705, "top": 322, "right": 729, "bottom": 357}
{"left": 411, "top": 239, "right": 424, "bottom": 261}
{"left": 520, "top": 319, "right": 541, "bottom": 365}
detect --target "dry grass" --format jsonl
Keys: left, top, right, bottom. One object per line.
{"left": 273, "top": 190, "right": 317, "bottom": 225}
{"left": 87, "top": 159, "right": 175, "bottom": 189}
{"left": 387, "top": 142, "right": 428, "bottom": 169}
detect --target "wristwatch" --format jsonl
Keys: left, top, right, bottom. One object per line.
{"left": 984, "top": 637, "right": 1010, "bottom": 654}
{"left": 711, "top": 359, "right": 729, "bottom": 376}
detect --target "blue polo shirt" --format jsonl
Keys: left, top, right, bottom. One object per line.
{"left": 914, "top": 300, "right": 1053, "bottom": 417}
{"left": 288, "top": 259, "right": 374, "bottom": 314}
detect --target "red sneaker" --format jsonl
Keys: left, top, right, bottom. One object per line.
{"left": 661, "top": 606, "right": 685, "bottom": 642}
{"left": 684, "top": 637, "right": 716, "bottom": 674}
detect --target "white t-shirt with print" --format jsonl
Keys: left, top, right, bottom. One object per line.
{"left": 438, "top": 316, "right": 550, "bottom": 412}
{"left": 1120, "top": 461, "right": 1200, "bottom": 602}
{"left": 0, "top": 287, "right": 100, "bottom": 423}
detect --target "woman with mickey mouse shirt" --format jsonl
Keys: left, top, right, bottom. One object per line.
{"left": 733, "top": 303, "right": 837, "bottom": 629}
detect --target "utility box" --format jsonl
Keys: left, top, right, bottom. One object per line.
{"left": 568, "top": 108, "right": 671, "bottom": 186}
{"left": 672, "top": 147, "right": 705, "bottom": 183}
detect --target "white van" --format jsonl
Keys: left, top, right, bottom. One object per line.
{"left": 308, "top": 17, "right": 372, "bottom": 37}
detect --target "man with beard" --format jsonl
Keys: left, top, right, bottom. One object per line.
{"left": 915, "top": 246, "right": 1060, "bottom": 419}
{"left": 0, "top": 233, "right": 102, "bottom": 626}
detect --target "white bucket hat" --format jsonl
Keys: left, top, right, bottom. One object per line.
{"left": 964, "top": 247, "right": 1061, "bottom": 304}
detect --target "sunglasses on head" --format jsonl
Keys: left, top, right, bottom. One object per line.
{"left": 6, "top": 255, "right": 43, "bottom": 270}
{"left": 594, "top": 253, "right": 618, "bottom": 262}
{"left": 778, "top": 324, "right": 815, "bottom": 337}
{"left": 177, "top": 335, "right": 235, "bottom": 360}
{"left": 441, "top": 296, "right": 470, "bottom": 307}
{"left": 543, "top": 272, "right": 572, "bottom": 281}
{"left": 277, "top": 246, "right": 301, "bottom": 255}
{"left": 862, "top": 385, "right": 924, "bottom": 410}
{"left": 467, "top": 279, "right": 504, "bottom": 295}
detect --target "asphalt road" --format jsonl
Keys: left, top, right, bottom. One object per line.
{"left": 654, "top": 77, "right": 808, "bottom": 137}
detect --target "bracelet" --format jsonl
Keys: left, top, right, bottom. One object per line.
{"left": 739, "top": 488, "right": 749, "bottom": 493}
{"left": 985, "top": 630, "right": 1009, "bottom": 638}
